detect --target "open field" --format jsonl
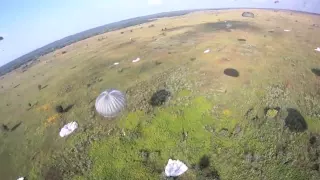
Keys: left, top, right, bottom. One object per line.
{"left": 0, "top": 9, "right": 320, "bottom": 180}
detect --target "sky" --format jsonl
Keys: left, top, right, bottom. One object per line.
{"left": 0, "top": 0, "right": 319, "bottom": 66}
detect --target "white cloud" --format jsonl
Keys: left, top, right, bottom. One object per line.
{"left": 148, "top": 0, "right": 163, "bottom": 5}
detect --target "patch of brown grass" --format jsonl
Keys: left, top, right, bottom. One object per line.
{"left": 44, "top": 114, "right": 60, "bottom": 127}
{"left": 37, "top": 104, "right": 51, "bottom": 111}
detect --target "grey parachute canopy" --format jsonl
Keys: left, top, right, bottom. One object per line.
{"left": 95, "top": 89, "right": 126, "bottom": 118}
{"left": 0, "top": 36, "right": 3, "bottom": 41}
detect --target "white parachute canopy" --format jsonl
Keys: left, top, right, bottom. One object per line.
{"left": 59, "top": 121, "right": 78, "bottom": 137}
{"left": 165, "top": 159, "right": 188, "bottom": 177}
{"left": 204, "top": 49, "right": 210, "bottom": 53}
{"left": 132, "top": 57, "right": 140, "bottom": 63}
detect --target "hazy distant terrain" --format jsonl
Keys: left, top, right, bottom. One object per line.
{"left": 0, "top": 10, "right": 195, "bottom": 76}
{"left": 1, "top": 8, "right": 319, "bottom": 76}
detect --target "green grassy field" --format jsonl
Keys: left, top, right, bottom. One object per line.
{"left": 0, "top": 9, "right": 320, "bottom": 180}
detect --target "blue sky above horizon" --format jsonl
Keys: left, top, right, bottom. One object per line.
{"left": 0, "top": 0, "right": 319, "bottom": 66}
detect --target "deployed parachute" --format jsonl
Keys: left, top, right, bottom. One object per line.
{"left": 95, "top": 89, "right": 126, "bottom": 118}
{"left": 0, "top": 36, "right": 3, "bottom": 41}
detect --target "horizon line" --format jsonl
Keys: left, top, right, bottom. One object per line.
{"left": 2, "top": 7, "right": 319, "bottom": 68}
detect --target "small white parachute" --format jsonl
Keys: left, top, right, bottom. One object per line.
{"left": 165, "top": 159, "right": 188, "bottom": 177}
{"left": 204, "top": 49, "right": 210, "bottom": 53}
{"left": 59, "top": 122, "right": 78, "bottom": 137}
{"left": 132, "top": 57, "right": 140, "bottom": 63}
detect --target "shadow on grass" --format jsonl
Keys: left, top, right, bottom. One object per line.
{"left": 2, "top": 124, "right": 9, "bottom": 131}
{"left": 149, "top": 89, "right": 171, "bottom": 107}
{"left": 224, "top": 68, "right": 240, "bottom": 77}
{"left": 285, "top": 108, "right": 307, "bottom": 132}
{"left": 199, "top": 155, "right": 210, "bottom": 170}
{"left": 63, "top": 104, "right": 74, "bottom": 112}
{"left": 170, "top": 21, "right": 261, "bottom": 43}
{"left": 196, "top": 21, "right": 260, "bottom": 33}
{"left": 311, "top": 68, "right": 320, "bottom": 76}
{"left": 1, "top": 122, "right": 22, "bottom": 132}
{"left": 41, "top": 85, "right": 49, "bottom": 90}
{"left": 55, "top": 104, "right": 74, "bottom": 113}
{"left": 198, "top": 155, "right": 220, "bottom": 179}
{"left": 238, "top": 38, "right": 246, "bottom": 42}
{"left": 44, "top": 165, "right": 63, "bottom": 180}
{"left": 163, "top": 25, "right": 193, "bottom": 32}
{"left": 10, "top": 122, "right": 22, "bottom": 131}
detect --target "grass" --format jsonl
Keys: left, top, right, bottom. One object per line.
{"left": 82, "top": 93, "right": 315, "bottom": 180}
{"left": 0, "top": 9, "right": 320, "bottom": 180}
{"left": 88, "top": 95, "right": 214, "bottom": 179}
